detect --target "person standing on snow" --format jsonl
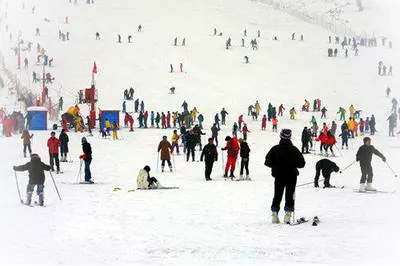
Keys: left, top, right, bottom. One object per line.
{"left": 47, "top": 131, "right": 60, "bottom": 173}
{"left": 59, "top": 129, "right": 69, "bottom": 162}
{"left": 221, "top": 136, "right": 240, "bottom": 178}
{"left": 200, "top": 138, "right": 218, "bottom": 181}
{"left": 356, "top": 137, "right": 386, "bottom": 192}
{"left": 314, "top": 159, "right": 340, "bottom": 188}
{"left": 80, "top": 137, "right": 93, "bottom": 183}
{"left": 21, "top": 129, "right": 33, "bottom": 158}
{"left": 301, "top": 127, "right": 310, "bottom": 154}
{"left": 211, "top": 123, "right": 220, "bottom": 146}
{"left": 220, "top": 108, "right": 228, "bottom": 125}
{"left": 264, "top": 129, "right": 305, "bottom": 224}
{"left": 171, "top": 130, "right": 180, "bottom": 154}
{"left": 239, "top": 138, "right": 251, "bottom": 180}
{"left": 158, "top": 136, "right": 173, "bottom": 172}
{"left": 13, "top": 154, "right": 51, "bottom": 206}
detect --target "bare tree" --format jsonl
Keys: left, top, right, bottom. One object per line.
{"left": 356, "top": 0, "right": 364, "bottom": 12}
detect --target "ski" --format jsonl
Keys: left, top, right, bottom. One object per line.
{"left": 79, "top": 181, "right": 95, "bottom": 184}
{"left": 289, "top": 217, "right": 309, "bottom": 226}
{"left": 323, "top": 186, "right": 344, "bottom": 189}
{"left": 353, "top": 189, "right": 396, "bottom": 194}
{"left": 137, "top": 186, "right": 179, "bottom": 190}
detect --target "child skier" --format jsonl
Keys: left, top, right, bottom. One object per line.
{"left": 13, "top": 154, "right": 51, "bottom": 206}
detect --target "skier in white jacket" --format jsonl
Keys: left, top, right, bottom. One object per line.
{"left": 137, "top": 165, "right": 161, "bottom": 189}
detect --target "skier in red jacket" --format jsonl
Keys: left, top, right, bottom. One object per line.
{"left": 221, "top": 136, "right": 240, "bottom": 178}
{"left": 321, "top": 131, "right": 337, "bottom": 156}
{"left": 124, "top": 112, "right": 134, "bottom": 131}
{"left": 47, "top": 131, "right": 60, "bottom": 173}
{"left": 261, "top": 115, "right": 267, "bottom": 130}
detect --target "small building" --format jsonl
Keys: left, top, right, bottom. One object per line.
{"left": 99, "top": 110, "right": 120, "bottom": 129}
{"left": 27, "top": 106, "right": 48, "bottom": 130}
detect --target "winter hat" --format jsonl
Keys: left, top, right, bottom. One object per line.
{"left": 30, "top": 153, "right": 40, "bottom": 160}
{"left": 144, "top": 165, "right": 151, "bottom": 172}
{"left": 81, "top": 137, "right": 87, "bottom": 143}
{"left": 225, "top": 136, "right": 232, "bottom": 141}
{"left": 280, "top": 129, "right": 292, "bottom": 140}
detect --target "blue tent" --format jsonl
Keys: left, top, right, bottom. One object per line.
{"left": 27, "top": 107, "right": 48, "bottom": 130}
{"left": 99, "top": 110, "right": 120, "bottom": 129}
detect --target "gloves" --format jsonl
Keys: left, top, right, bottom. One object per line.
{"left": 79, "top": 154, "right": 87, "bottom": 160}
{"left": 382, "top": 157, "right": 386, "bottom": 162}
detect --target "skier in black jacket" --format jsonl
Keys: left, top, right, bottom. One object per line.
{"left": 239, "top": 138, "right": 251, "bottom": 180}
{"left": 200, "top": 138, "right": 218, "bottom": 180}
{"left": 13, "top": 154, "right": 51, "bottom": 206}
{"left": 356, "top": 137, "right": 385, "bottom": 192}
{"left": 59, "top": 129, "right": 69, "bottom": 162}
{"left": 80, "top": 137, "right": 93, "bottom": 183}
{"left": 314, "top": 159, "right": 340, "bottom": 188}
{"left": 265, "top": 129, "right": 305, "bottom": 224}
{"left": 301, "top": 127, "right": 310, "bottom": 153}
{"left": 186, "top": 131, "right": 197, "bottom": 162}
{"left": 210, "top": 123, "right": 220, "bottom": 146}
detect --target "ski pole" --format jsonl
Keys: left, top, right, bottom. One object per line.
{"left": 334, "top": 144, "right": 343, "bottom": 157}
{"left": 156, "top": 151, "right": 160, "bottom": 172}
{"left": 221, "top": 150, "right": 225, "bottom": 175}
{"left": 14, "top": 170, "right": 23, "bottom": 204}
{"left": 297, "top": 178, "right": 323, "bottom": 187}
{"left": 339, "top": 160, "right": 356, "bottom": 174}
{"left": 76, "top": 159, "right": 83, "bottom": 183}
{"left": 385, "top": 161, "right": 398, "bottom": 177}
{"left": 49, "top": 171, "right": 62, "bottom": 201}
{"left": 172, "top": 153, "right": 176, "bottom": 172}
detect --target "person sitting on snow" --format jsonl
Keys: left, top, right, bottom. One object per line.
{"left": 137, "top": 165, "right": 161, "bottom": 189}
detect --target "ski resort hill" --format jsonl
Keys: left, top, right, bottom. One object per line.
{"left": 0, "top": 0, "right": 400, "bottom": 265}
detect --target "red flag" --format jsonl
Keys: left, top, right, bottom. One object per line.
{"left": 92, "top": 62, "right": 97, "bottom": 74}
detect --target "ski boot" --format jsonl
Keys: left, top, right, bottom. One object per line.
{"left": 161, "top": 166, "right": 165, "bottom": 173}
{"left": 245, "top": 174, "right": 251, "bottom": 181}
{"left": 25, "top": 192, "right": 32, "bottom": 206}
{"left": 284, "top": 212, "right": 292, "bottom": 224}
{"left": 366, "top": 183, "right": 377, "bottom": 191}
{"left": 271, "top": 212, "right": 280, "bottom": 224}
{"left": 169, "top": 166, "right": 173, "bottom": 172}
{"left": 38, "top": 192, "right": 44, "bottom": 206}
{"left": 359, "top": 183, "right": 366, "bottom": 192}
{"left": 223, "top": 171, "right": 228, "bottom": 178}
{"left": 229, "top": 172, "right": 235, "bottom": 180}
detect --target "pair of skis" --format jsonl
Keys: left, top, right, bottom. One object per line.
{"left": 289, "top": 216, "right": 320, "bottom": 226}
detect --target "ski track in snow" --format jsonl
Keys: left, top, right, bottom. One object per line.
{"left": 1, "top": 0, "right": 400, "bottom": 264}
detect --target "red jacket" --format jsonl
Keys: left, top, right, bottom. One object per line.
{"left": 261, "top": 117, "right": 267, "bottom": 127}
{"left": 223, "top": 137, "right": 240, "bottom": 158}
{"left": 323, "top": 135, "right": 336, "bottom": 146}
{"left": 47, "top": 137, "right": 60, "bottom": 154}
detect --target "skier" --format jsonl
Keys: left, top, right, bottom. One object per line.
{"left": 356, "top": 137, "right": 386, "bottom": 192}
{"left": 211, "top": 123, "right": 220, "bottom": 146}
{"left": 158, "top": 136, "right": 173, "bottom": 172}
{"left": 118, "top": 34, "right": 121, "bottom": 43}
{"left": 278, "top": 104, "right": 285, "bottom": 116}
{"left": 337, "top": 107, "right": 346, "bottom": 121}
{"left": 185, "top": 130, "right": 197, "bottom": 162}
{"left": 261, "top": 115, "right": 267, "bottom": 130}
{"left": 239, "top": 138, "right": 251, "bottom": 180}
{"left": 370, "top": 115, "right": 376, "bottom": 135}
{"left": 221, "top": 108, "right": 228, "bottom": 125}
{"left": 129, "top": 87, "right": 134, "bottom": 99}
{"left": 122, "top": 101, "right": 126, "bottom": 113}
{"left": 13, "top": 154, "right": 51, "bottom": 206}
{"left": 134, "top": 99, "right": 139, "bottom": 113}
{"left": 264, "top": 129, "right": 305, "bottom": 224}
{"left": 200, "top": 138, "right": 218, "bottom": 181}
{"left": 137, "top": 165, "right": 162, "bottom": 189}
{"left": 321, "top": 106, "right": 327, "bottom": 119}
{"left": 171, "top": 129, "right": 180, "bottom": 154}
{"left": 124, "top": 112, "right": 134, "bottom": 131}
{"left": 339, "top": 123, "right": 350, "bottom": 149}
{"left": 47, "top": 131, "right": 60, "bottom": 173}
{"left": 21, "top": 129, "right": 33, "bottom": 157}
{"left": 301, "top": 127, "right": 310, "bottom": 154}
{"left": 289, "top": 107, "right": 296, "bottom": 120}
{"left": 111, "top": 122, "right": 119, "bottom": 140}
{"left": 232, "top": 122, "right": 238, "bottom": 137}
{"left": 386, "top": 87, "right": 391, "bottom": 97}
{"left": 314, "top": 159, "right": 340, "bottom": 188}
{"left": 387, "top": 113, "right": 397, "bottom": 136}
{"left": 238, "top": 115, "right": 244, "bottom": 130}
{"left": 241, "top": 123, "right": 250, "bottom": 140}
{"left": 59, "top": 129, "right": 69, "bottom": 162}
{"left": 80, "top": 137, "right": 93, "bottom": 183}
{"left": 221, "top": 136, "right": 240, "bottom": 178}
{"left": 271, "top": 117, "right": 278, "bottom": 132}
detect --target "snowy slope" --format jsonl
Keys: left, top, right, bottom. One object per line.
{"left": 1, "top": 0, "right": 400, "bottom": 265}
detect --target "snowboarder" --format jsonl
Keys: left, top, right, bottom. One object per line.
{"left": 47, "top": 131, "right": 60, "bottom": 173}
{"left": 356, "top": 137, "right": 386, "bottom": 192}
{"left": 200, "top": 138, "right": 218, "bottom": 181}
{"left": 221, "top": 136, "right": 240, "bottom": 178}
{"left": 265, "top": 129, "right": 305, "bottom": 224}
{"left": 314, "top": 159, "right": 340, "bottom": 188}
{"left": 80, "top": 137, "right": 93, "bottom": 183}
{"left": 59, "top": 129, "right": 69, "bottom": 162}
{"left": 13, "top": 154, "right": 51, "bottom": 206}
{"left": 158, "top": 136, "right": 173, "bottom": 172}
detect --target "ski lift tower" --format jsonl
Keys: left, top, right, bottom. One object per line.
{"left": 79, "top": 64, "right": 98, "bottom": 128}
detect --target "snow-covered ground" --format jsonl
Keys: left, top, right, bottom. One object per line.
{"left": 0, "top": 0, "right": 400, "bottom": 265}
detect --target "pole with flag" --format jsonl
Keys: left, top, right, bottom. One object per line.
{"left": 91, "top": 61, "right": 97, "bottom": 86}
